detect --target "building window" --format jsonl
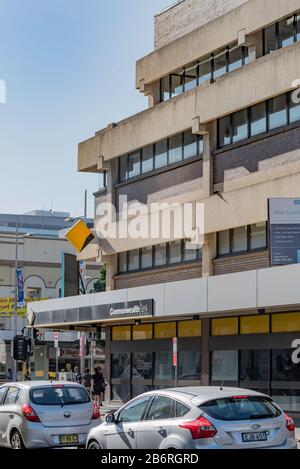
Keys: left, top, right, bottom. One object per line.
{"left": 217, "top": 223, "right": 267, "bottom": 257}
{"left": 142, "top": 145, "right": 154, "bottom": 174}
{"left": 183, "top": 131, "right": 198, "bottom": 159}
{"left": 264, "top": 23, "right": 278, "bottom": 54}
{"left": 178, "top": 320, "right": 201, "bottom": 337}
{"left": 154, "top": 322, "right": 176, "bottom": 339}
{"left": 198, "top": 55, "right": 212, "bottom": 85}
{"left": 212, "top": 317, "right": 238, "bottom": 336}
{"left": 111, "top": 352, "right": 131, "bottom": 378}
{"left": 240, "top": 350, "right": 269, "bottom": 382}
{"left": 119, "top": 155, "right": 128, "bottom": 182}
{"left": 132, "top": 324, "right": 153, "bottom": 340}
{"left": 272, "top": 349, "right": 300, "bottom": 382}
{"left": 211, "top": 350, "right": 238, "bottom": 383}
{"left": 218, "top": 115, "right": 231, "bottom": 148}
{"left": 160, "top": 41, "right": 247, "bottom": 103}
{"left": 118, "top": 240, "right": 202, "bottom": 274}
{"left": 154, "top": 351, "right": 173, "bottom": 380}
{"left": 27, "top": 287, "right": 41, "bottom": 299}
{"left": 141, "top": 246, "right": 153, "bottom": 269}
{"left": 169, "top": 240, "right": 182, "bottom": 264}
{"left": 240, "top": 315, "right": 270, "bottom": 334}
{"left": 232, "top": 226, "right": 248, "bottom": 253}
{"left": 154, "top": 139, "right": 168, "bottom": 169}
{"left": 128, "top": 249, "right": 139, "bottom": 271}
{"left": 217, "top": 90, "right": 300, "bottom": 149}
{"left": 112, "top": 326, "right": 131, "bottom": 341}
{"left": 250, "top": 102, "right": 267, "bottom": 137}
{"left": 154, "top": 243, "right": 167, "bottom": 267}
{"left": 132, "top": 353, "right": 153, "bottom": 380}
{"left": 250, "top": 222, "right": 267, "bottom": 250}
{"left": 217, "top": 230, "right": 230, "bottom": 256}
{"left": 178, "top": 350, "right": 201, "bottom": 380}
{"left": 268, "top": 95, "right": 288, "bottom": 130}
{"left": 272, "top": 312, "right": 300, "bottom": 333}
{"left": 169, "top": 133, "right": 183, "bottom": 164}
{"left": 278, "top": 15, "right": 296, "bottom": 49}
{"left": 184, "top": 62, "right": 198, "bottom": 91}
{"left": 128, "top": 151, "right": 141, "bottom": 179}
{"left": 118, "top": 251, "right": 127, "bottom": 273}
{"left": 232, "top": 109, "right": 248, "bottom": 143}
{"left": 118, "top": 130, "right": 202, "bottom": 183}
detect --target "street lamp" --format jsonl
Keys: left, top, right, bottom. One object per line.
{"left": 13, "top": 216, "right": 36, "bottom": 381}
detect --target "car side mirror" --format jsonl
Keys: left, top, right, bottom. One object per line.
{"left": 105, "top": 412, "right": 115, "bottom": 424}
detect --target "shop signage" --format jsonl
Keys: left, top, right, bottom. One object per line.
{"left": 172, "top": 337, "right": 177, "bottom": 367}
{"left": 53, "top": 331, "right": 59, "bottom": 348}
{"left": 1, "top": 297, "right": 47, "bottom": 317}
{"left": 32, "top": 299, "right": 154, "bottom": 326}
{"left": 268, "top": 198, "right": 300, "bottom": 266}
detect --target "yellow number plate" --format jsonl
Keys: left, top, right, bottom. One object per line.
{"left": 59, "top": 434, "right": 79, "bottom": 444}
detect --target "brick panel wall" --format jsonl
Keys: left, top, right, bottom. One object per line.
{"left": 114, "top": 261, "right": 202, "bottom": 290}
{"left": 115, "top": 158, "right": 203, "bottom": 210}
{"left": 155, "top": 0, "right": 248, "bottom": 49}
{"left": 213, "top": 250, "right": 269, "bottom": 276}
{"left": 213, "top": 123, "right": 300, "bottom": 185}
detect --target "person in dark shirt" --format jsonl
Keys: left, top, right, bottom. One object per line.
{"left": 83, "top": 368, "right": 92, "bottom": 396}
{"left": 92, "top": 367, "right": 105, "bottom": 406}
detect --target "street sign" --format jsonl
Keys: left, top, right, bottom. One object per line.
{"left": 65, "top": 220, "right": 94, "bottom": 253}
{"left": 53, "top": 331, "right": 59, "bottom": 348}
{"left": 79, "top": 335, "right": 85, "bottom": 357}
{"left": 172, "top": 337, "right": 177, "bottom": 367}
{"left": 56, "top": 347, "right": 61, "bottom": 358}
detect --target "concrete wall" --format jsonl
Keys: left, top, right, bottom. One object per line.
{"left": 138, "top": 0, "right": 300, "bottom": 87}
{"left": 154, "top": 0, "right": 248, "bottom": 50}
{"left": 79, "top": 43, "right": 300, "bottom": 170}
{"left": 29, "top": 263, "right": 300, "bottom": 323}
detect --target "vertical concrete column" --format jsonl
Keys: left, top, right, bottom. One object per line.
{"left": 202, "top": 232, "right": 217, "bottom": 278}
{"left": 192, "top": 117, "right": 214, "bottom": 198}
{"left": 104, "top": 326, "right": 111, "bottom": 404}
{"left": 105, "top": 255, "right": 118, "bottom": 291}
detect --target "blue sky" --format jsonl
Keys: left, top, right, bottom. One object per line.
{"left": 0, "top": 0, "right": 171, "bottom": 217}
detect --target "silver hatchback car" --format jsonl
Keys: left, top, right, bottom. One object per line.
{"left": 86, "top": 387, "right": 297, "bottom": 450}
{"left": 0, "top": 381, "right": 101, "bottom": 448}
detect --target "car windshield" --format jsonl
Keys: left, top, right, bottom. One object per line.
{"left": 199, "top": 396, "right": 281, "bottom": 421}
{"left": 30, "top": 386, "right": 90, "bottom": 406}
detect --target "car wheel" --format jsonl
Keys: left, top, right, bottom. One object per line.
{"left": 87, "top": 439, "right": 101, "bottom": 450}
{"left": 10, "top": 430, "right": 25, "bottom": 449}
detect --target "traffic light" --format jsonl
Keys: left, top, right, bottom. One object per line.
{"left": 13, "top": 335, "right": 30, "bottom": 361}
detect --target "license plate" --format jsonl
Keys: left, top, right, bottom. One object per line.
{"left": 59, "top": 434, "right": 79, "bottom": 444}
{"left": 242, "top": 431, "right": 267, "bottom": 442}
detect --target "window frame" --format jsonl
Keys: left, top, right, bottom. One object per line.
{"left": 217, "top": 223, "right": 268, "bottom": 258}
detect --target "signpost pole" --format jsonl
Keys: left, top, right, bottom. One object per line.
{"left": 13, "top": 215, "right": 19, "bottom": 382}
{"left": 54, "top": 331, "right": 59, "bottom": 380}
{"left": 173, "top": 337, "right": 178, "bottom": 388}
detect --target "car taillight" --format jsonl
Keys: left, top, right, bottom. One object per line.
{"left": 285, "top": 413, "right": 295, "bottom": 432}
{"left": 22, "top": 404, "right": 40, "bottom": 423}
{"left": 180, "top": 416, "right": 217, "bottom": 439}
{"left": 92, "top": 403, "right": 100, "bottom": 420}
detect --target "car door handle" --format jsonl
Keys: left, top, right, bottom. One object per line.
{"left": 158, "top": 427, "right": 167, "bottom": 437}
{"left": 8, "top": 414, "right": 14, "bottom": 419}
{"left": 127, "top": 428, "right": 134, "bottom": 437}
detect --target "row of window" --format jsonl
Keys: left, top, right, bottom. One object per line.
{"left": 217, "top": 222, "right": 267, "bottom": 257}
{"left": 160, "top": 44, "right": 248, "bottom": 102}
{"left": 118, "top": 130, "right": 202, "bottom": 183}
{"left": 264, "top": 12, "right": 300, "bottom": 55}
{"left": 118, "top": 240, "right": 201, "bottom": 274}
{"left": 111, "top": 347, "right": 300, "bottom": 385}
{"left": 218, "top": 90, "right": 300, "bottom": 148}
{"left": 159, "top": 11, "right": 300, "bottom": 104}
{"left": 212, "top": 312, "right": 300, "bottom": 336}
{"left": 111, "top": 312, "right": 300, "bottom": 342}
{"left": 112, "top": 320, "right": 202, "bottom": 341}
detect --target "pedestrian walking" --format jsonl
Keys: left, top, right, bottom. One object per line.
{"left": 73, "top": 366, "right": 83, "bottom": 384}
{"left": 83, "top": 368, "right": 92, "bottom": 396}
{"left": 92, "top": 367, "right": 105, "bottom": 406}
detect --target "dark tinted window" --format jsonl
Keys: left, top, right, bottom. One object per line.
{"left": 218, "top": 115, "right": 231, "bottom": 147}
{"left": 132, "top": 353, "right": 153, "bottom": 380}
{"left": 4, "top": 387, "right": 20, "bottom": 405}
{"left": 240, "top": 350, "right": 269, "bottom": 383}
{"left": 199, "top": 396, "right": 281, "bottom": 421}
{"left": 155, "top": 140, "right": 168, "bottom": 169}
{"left": 179, "top": 350, "right": 201, "bottom": 380}
{"left": 250, "top": 102, "right": 267, "bottom": 137}
{"left": 169, "top": 133, "right": 182, "bottom": 164}
{"left": 279, "top": 16, "right": 295, "bottom": 48}
{"left": 118, "top": 396, "right": 151, "bottom": 423}
{"left": 272, "top": 349, "right": 300, "bottom": 381}
{"left": 269, "top": 95, "right": 288, "bottom": 130}
{"left": 30, "top": 386, "right": 90, "bottom": 406}
{"left": 264, "top": 24, "right": 277, "bottom": 54}
{"left": 176, "top": 401, "right": 190, "bottom": 418}
{"left": 232, "top": 109, "right": 248, "bottom": 143}
{"left": 0, "top": 387, "right": 7, "bottom": 405}
{"left": 147, "top": 396, "right": 174, "bottom": 420}
{"left": 111, "top": 353, "right": 131, "bottom": 379}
